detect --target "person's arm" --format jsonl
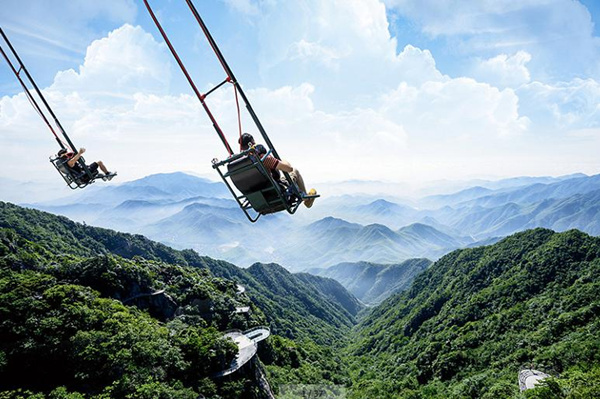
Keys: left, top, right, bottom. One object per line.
{"left": 275, "top": 159, "right": 293, "bottom": 173}
{"left": 67, "top": 147, "right": 86, "bottom": 167}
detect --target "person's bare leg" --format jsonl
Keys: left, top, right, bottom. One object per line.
{"left": 97, "top": 161, "right": 109, "bottom": 174}
{"left": 290, "top": 168, "right": 307, "bottom": 194}
{"left": 290, "top": 168, "right": 317, "bottom": 207}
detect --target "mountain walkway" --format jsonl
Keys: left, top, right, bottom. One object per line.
{"left": 213, "top": 326, "right": 270, "bottom": 377}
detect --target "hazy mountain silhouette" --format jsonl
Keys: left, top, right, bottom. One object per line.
{"left": 22, "top": 172, "right": 600, "bottom": 272}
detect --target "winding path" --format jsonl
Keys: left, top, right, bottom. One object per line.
{"left": 213, "top": 326, "right": 271, "bottom": 377}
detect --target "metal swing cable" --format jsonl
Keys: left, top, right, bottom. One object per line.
{"left": 233, "top": 84, "right": 243, "bottom": 151}
{"left": 142, "top": 0, "right": 234, "bottom": 156}
{"left": 183, "top": 0, "right": 282, "bottom": 160}
{"left": 0, "top": 28, "right": 77, "bottom": 153}
{"left": 0, "top": 44, "right": 61, "bottom": 144}
{"left": 182, "top": 0, "right": 302, "bottom": 200}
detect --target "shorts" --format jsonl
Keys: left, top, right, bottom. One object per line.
{"left": 79, "top": 162, "right": 99, "bottom": 183}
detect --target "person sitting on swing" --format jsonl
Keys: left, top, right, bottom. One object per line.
{"left": 239, "top": 133, "right": 317, "bottom": 208}
{"left": 57, "top": 147, "right": 116, "bottom": 182}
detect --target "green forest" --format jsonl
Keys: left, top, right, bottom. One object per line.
{"left": 347, "top": 228, "right": 600, "bottom": 398}
{"left": 1, "top": 202, "right": 599, "bottom": 398}
{"left": 0, "top": 202, "right": 355, "bottom": 398}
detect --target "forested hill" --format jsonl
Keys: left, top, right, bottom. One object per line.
{"left": 0, "top": 202, "right": 361, "bottom": 397}
{"left": 0, "top": 202, "right": 362, "bottom": 340}
{"left": 347, "top": 228, "right": 600, "bottom": 398}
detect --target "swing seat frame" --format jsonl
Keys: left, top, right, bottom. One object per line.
{"left": 212, "top": 149, "right": 304, "bottom": 222}
{"left": 49, "top": 156, "right": 100, "bottom": 190}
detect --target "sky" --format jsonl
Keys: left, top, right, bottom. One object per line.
{"left": 1, "top": 0, "right": 599, "bottom": 193}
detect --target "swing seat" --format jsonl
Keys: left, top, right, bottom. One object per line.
{"left": 212, "top": 151, "right": 305, "bottom": 222}
{"left": 50, "top": 156, "right": 96, "bottom": 190}
{"left": 226, "top": 155, "right": 289, "bottom": 214}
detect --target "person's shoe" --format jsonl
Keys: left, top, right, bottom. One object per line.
{"left": 106, "top": 172, "right": 116, "bottom": 181}
{"left": 304, "top": 188, "right": 317, "bottom": 208}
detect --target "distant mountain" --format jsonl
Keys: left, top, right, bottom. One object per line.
{"left": 431, "top": 186, "right": 600, "bottom": 239}
{"left": 55, "top": 172, "right": 230, "bottom": 206}
{"left": 277, "top": 218, "right": 471, "bottom": 270}
{"left": 478, "top": 173, "right": 588, "bottom": 190}
{"left": 397, "top": 223, "right": 472, "bottom": 252}
{"left": 460, "top": 174, "right": 600, "bottom": 208}
{"left": 421, "top": 186, "right": 494, "bottom": 208}
{"left": 309, "top": 259, "right": 432, "bottom": 305}
{"left": 415, "top": 174, "right": 588, "bottom": 198}
{"left": 19, "top": 172, "right": 600, "bottom": 272}
{"left": 0, "top": 176, "right": 71, "bottom": 204}
{"left": 350, "top": 199, "right": 419, "bottom": 228}
{"left": 125, "top": 172, "right": 229, "bottom": 198}
{"left": 534, "top": 189, "right": 600, "bottom": 235}
{"left": 294, "top": 272, "right": 364, "bottom": 316}
{"left": 348, "top": 228, "right": 600, "bottom": 397}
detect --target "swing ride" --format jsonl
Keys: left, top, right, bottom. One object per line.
{"left": 0, "top": 28, "right": 116, "bottom": 189}
{"left": 1, "top": 1, "right": 317, "bottom": 220}
{"left": 143, "top": 0, "right": 319, "bottom": 222}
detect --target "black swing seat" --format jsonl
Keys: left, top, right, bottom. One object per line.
{"left": 213, "top": 151, "right": 304, "bottom": 222}
{"left": 50, "top": 155, "right": 100, "bottom": 190}
{"left": 227, "top": 155, "right": 295, "bottom": 214}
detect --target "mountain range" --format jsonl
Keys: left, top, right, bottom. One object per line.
{"left": 346, "top": 228, "right": 600, "bottom": 398}
{"left": 21, "top": 172, "right": 600, "bottom": 274}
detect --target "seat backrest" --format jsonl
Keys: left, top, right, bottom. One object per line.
{"left": 55, "top": 159, "right": 71, "bottom": 176}
{"left": 51, "top": 157, "right": 88, "bottom": 187}
{"left": 227, "top": 155, "right": 272, "bottom": 194}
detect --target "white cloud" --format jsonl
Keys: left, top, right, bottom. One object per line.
{"left": 394, "top": 45, "right": 446, "bottom": 85}
{"left": 518, "top": 78, "right": 600, "bottom": 129}
{"left": 288, "top": 39, "right": 348, "bottom": 70}
{"left": 383, "top": 0, "right": 586, "bottom": 37}
{"left": 50, "top": 24, "right": 171, "bottom": 98}
{"left": 384, "top": 0, "right": 599, "bottom": 80}
{"left": 381, "top": 78, "right": 530, "bottom": 139}
{"left": 472, "top": 51, "right": 532, "bottom": 88}
{"left": 255, "top": 0, "right": 403, "bottom": 104}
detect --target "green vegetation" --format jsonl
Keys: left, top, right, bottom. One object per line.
{"left": 0, "top": 226, "right": 252, "bottom": 398}
{"left": 347, "top": 228, "right": 600, "bottom": 398}
{"left": 3, "top": 201, "right": 599, "bottom": 398}
{"left": 0, "top": 202, "right": 357, "bottom": 397}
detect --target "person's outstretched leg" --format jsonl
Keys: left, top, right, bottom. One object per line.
{"left": 97, "top": 161, "right": 109, "bottom": 174}
{"left": 97, "top": 161, "right": 116, "bottom": 181}
{"left": 289, "top": 168, "right": 307, "bottom": 194}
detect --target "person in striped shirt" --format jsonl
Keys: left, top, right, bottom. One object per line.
{"left": 239, "top": 133, "right": 317, "bottom": 208}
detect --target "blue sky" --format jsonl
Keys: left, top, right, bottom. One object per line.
{"left": 1, "top": 0, "right": 599, "bottom": 194}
